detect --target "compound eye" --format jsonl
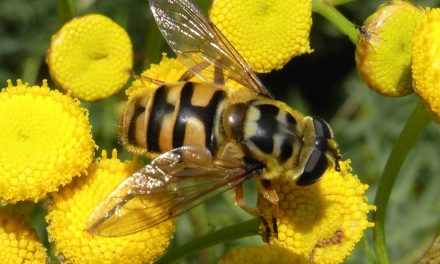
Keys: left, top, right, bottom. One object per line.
{"left": 313, "top": 118, "right": 332, "bottom": 139}
{"left": 314, "top": 137, "right": 328, "bottom": 151}
{"left": 296, "top": 149, "right": 328, "bottom": 186}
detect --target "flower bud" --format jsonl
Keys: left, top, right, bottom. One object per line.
{"left": 355, "top": 1, "right": 423, "bottom": 97}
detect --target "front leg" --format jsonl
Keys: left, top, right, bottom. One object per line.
{"left": 259, "top": 179, "right": 280, "bottom": 239}
{"left": 234, "top": 181, "right": 278, "bottom": 242}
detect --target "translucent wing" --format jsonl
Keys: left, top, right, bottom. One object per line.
{"left": 148, "top": 0, "right": 272, "bottom": 97}
{"left": 87, "top": 145, "right": 263, "bottom": 237}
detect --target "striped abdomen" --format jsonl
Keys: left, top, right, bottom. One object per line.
{"left": 120, "top": 82, "right": 226, "bottom": 155}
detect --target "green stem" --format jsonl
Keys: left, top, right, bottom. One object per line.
{"left": 373, "top": 100, "right": 431, "bottom": 264}
{"left": 187, "top": 205, "right": 213, "bottom": 264}
{"left": 312, "top": 0, "right": 358, "bottom": 44}
{"left": 56, "top": 0, "right": 75, "bottom": 25}
{"left": 332, "top": 0, "right": 355, "bottom": 6}
{"left": 143, "top": 17, "right": 164, "bottom": 68}
{"left": 155, "top": 218, "right": 259, "bottom": 264}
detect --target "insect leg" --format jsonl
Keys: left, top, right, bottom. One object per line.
{"left": 178, "top": 61, "right": 211, "bottom": 81}
{"left": 235, "top": 182, "right": 273, "bottom": 242}
{"left": 140, "top": 74, "right": 166, "bottom": 85}
{"left": 213, "top": 60, "right": 225, "bottom": 85}
{"left": 234, "top": 182, "right": 259, "bottom": 216}
{"left": 128, "top": 69, "right": 165, "bottom": 85}
{"left": 259, "top": 179, "right": 279, "bottom": 239}
{"left": 260, "top": 215, "right": 272, "bottom": 243}
{"left": 259, "top": 179, "right": 279, "bottom": 204}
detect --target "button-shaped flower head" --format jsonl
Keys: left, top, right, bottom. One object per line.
{"left": 125, "top": 54, "right": 189, "bottom": 101}
{"left": 210, "top": 0, "right": 312, "bottom": 73}
{"left": 47, "top": 14, "right": 133, "bottom": 101}
{"left": 0, "top": 80, "right": 95, "bottom": 203}
{"left": 0, "top": 208, "right": 47, "bottom": 264}
{"left": 355, "top": 1, "right": 423, "bottom": 97}
{"left": 46, "top": 150, "right": 175, "bottom": 263}
{"left": 258, "top": 160, "right": 374, "bottom": 263}
{"left": 412, "top": 8, "right": 440, "bottom": 121}
{"left": 219, "top": 245, "right": 309, "bottom": 264}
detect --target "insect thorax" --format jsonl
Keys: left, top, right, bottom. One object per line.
{"left": 221, "top": 99, "right": 340, "bottom": 184}
{"left": 221, "top": 99, "right": 304, "bottom": 175}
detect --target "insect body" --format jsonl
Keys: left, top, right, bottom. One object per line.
{"left": 121, "top": 82, "right": 337, "bottom": 185}
{"left": 87, "top": 0, "right": 341, "bottom": 237}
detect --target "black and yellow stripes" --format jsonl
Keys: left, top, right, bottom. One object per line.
{"left": 172, "top": 83, "right": 225, "bottom": 151}
{"left": 123, "top": 82, "right": 226, "bottom": 155}
{"left": 243, "top": 101, "right": 298, "bottom": 163}
{"left": 120, "top": 80, "right": 340, "bottom": 187}
{"left": 147, "top": 86, "right": 175, "bottom": 151}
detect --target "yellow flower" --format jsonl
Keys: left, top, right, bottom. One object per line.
{"left": 126, "top": 53, "right": 249, "bottom": 101}
{"left": 125, "top": 53, "right": 189, "bottom": 101}
{"left": 0, "top": 208, "right": 47, "bottom": 264}
{"left": 258, "top": 160, "right": 374, "bottom": 264}
{"left": 47, "top": 14, "right": 133, "bottom": 101}
{"left": 412, "top": 8, "right": 440, "bottom": 121}
{"left": 46, "top": 150, "right": 175, "bottom": 264}
{"left": 210, "top": 0, "right": 312, "bottom": 73}
{"left": 355, "top": 0, "right": 424, "bottom": 97}
{"left": 219, "top": 244, "right": 310, "bottom": 264}
{"left": 0, "top": 80, "right": 94, "bottom": 204}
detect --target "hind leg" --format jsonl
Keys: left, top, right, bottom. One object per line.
{"left": 178, "top": 60, "right": 225, "bottom": 85}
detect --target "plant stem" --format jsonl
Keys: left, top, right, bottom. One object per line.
{"left": 332, "top": 0, "right": 355, "bottom": 6}
{"left": 56, "top": 0, "right": 75, "bottom": 25}
{"left": 187, "top": 205, "right": 213, "bottom": 264}
{"left": 143, "top": 20, "right": 164, "bottom": 68}
{"left": 155, "top": 218, "right": 259, "bottom": 264}
{"left": 373, "top": 100, "right": 431, "bottom": 264}
{"left": 312, "top": 0, "right": 358, "bottom": 44}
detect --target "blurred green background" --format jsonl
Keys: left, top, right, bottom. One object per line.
{"left": 1, "top": 0, "right": 439, "bottom": 263}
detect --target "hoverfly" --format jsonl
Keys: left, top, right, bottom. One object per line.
{"left": 87, "top": 0, "right": 341, "bottom": 237}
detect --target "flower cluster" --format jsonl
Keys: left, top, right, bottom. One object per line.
{"left": 0, "top": 13, "right": 173, "bottom": 263}
{"left": 355, "top": 1, "right": 423, "bottom": 97}
{"left": 356, "top": 1, "right": 440, "bottom": 121}
{"left": 0, "top": 80, "right": 94, "bottom": 203}
{"left": 412, "top": 8, "right": 440, "bottom": 121}
{"left": 210, "top": 0, "right": 312, "bottom": 73}
{"left": 46, "top": 150, "right": 175, "bottom": 263}
{"left": 256, "top": 161, "right": 374, "bottom": 263}
{"left": 219, "top": 244, "right": 309, "bottom": 264}
{"left": 0, "top": 208, "right": 47, "bottom": 264}
{"left": 0, "top": 0, "right": 376, "bottom": 263}
{"left": 47, "top": 14, "right": 133, "bottom": 101}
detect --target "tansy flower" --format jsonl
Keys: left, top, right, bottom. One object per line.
{"left": 0, "top": 80, "right": 94, "bottom": 204}
{"left": 219, "top": 244, "right": 310, "bottom": 264}
{"left": 126, "top": 53, "right": 250, "bottom": 101}
{"left": 355, "top": 0, "right": 424, "bottom": 97}
{"left": 0, "top": 208, "right": 47, "bottom": 264}
{"left": 46, "top": 149, "right": 175, "bottom": 264}
{"left": 412, "top": 8, "right": 440, "bottom": 121}
{"left": 125, "top": 53, "right": 189, "bottom": 101}
{"left": 210, "top": 0, "right": 312, "bottom": 73}
{"left": 47, "top": 14, "right": 133, "bottom": 101}
{"left": 258, "top": 160, "right": 374, "bottom": 264}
